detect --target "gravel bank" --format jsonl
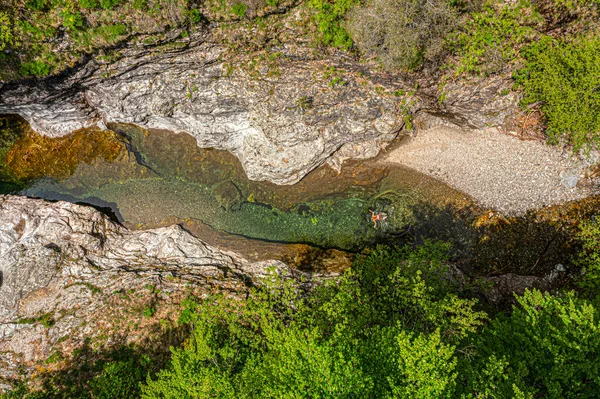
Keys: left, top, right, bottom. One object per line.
{"left": 379, "top": 126, "right": 598, "bottom": 214}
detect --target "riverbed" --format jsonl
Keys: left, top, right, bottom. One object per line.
{"left": 1, "top": 115, "right": 597, "bottom": 275}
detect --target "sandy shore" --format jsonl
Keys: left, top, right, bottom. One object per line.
{"left": 379, "top": 126, "right": 598, "bottom": 215}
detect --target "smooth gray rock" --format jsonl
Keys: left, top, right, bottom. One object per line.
{"left": 561, "top": 168, "right": 580, "bottom": 189}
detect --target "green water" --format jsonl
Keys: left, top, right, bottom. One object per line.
{"left": 3, "top": 116, "right": 596, "bottom": 274}
{"left": 7, "top": 123, "right": 419, "bottom": 250}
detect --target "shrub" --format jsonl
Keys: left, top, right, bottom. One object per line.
{"left": 4, "top": 347, "right": 155, "bottom": 399}
{"left": 0, "top": 12, "right": 12, "bottom": 52}
{"left": 19, "top": 59, "right": 52, "bottom": 76}
{"left": 575, "top": 218, "right": 600, "bottom": 298}
{"left": 187, "top": 8, "right": 203, "bottom": 23}
{"left": 141, "top": 243, "right": 486, "bottom": 398}
{"left": 515, "top": 35, "right": 600, "bottom": 150}
{"left": 347, "top": 0, "right": 457, "bottom": 70}
{"left": 231, "top": 1, "right": 248, "bottom": 17}
{"left": 308, "top": 0, "right": 358, "bottom": 49}
{"left": 60, "top": 9, "right": 85, "bottom": 30}
{"left": 99, "top": 0, "right": 121, "bottom": 9}
{"left": 94, "top": 23, "right": 127, "bottom": 43}
{"left": 78, "top": 0, "right": 98, "bottom": 9}
{"left": 459, "top": 289, "right": 600, "bottom": 398}
{"left": 25, "top": 0, "right": 48, "bottom": 10}
{"left": 449, "top": 0, "right": 542, "bottom": 75}
{"left": 131, "top": 0, "right": 146, "bottom": 10}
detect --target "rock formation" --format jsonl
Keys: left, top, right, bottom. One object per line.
{"left": 0, "top": 19, "right": 521, "bottom": 185}
{"left": 0, "top": 195, "right": 288, "bottom": 382}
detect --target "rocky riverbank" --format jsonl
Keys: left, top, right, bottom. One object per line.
{"left": 0, "top": 195, "right": 294, "bottom": 385}
{"left": 0, "top": 7, "right": 524, "bottom": 187}
{"left": 381, "top": 126, "right": 599, "bottom": 214}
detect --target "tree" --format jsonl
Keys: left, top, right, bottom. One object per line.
{"left": 459, "top": 289, "right": 600, "bottom": 398}
{"left": 142, "top": 243, "right": 486, "bottom": 398}
{"left": 347, "top": 0, "right": 457, "bottom": 70}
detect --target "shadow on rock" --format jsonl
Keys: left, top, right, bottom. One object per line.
{"left": 5, "top": 323, "right": 190, "bottom": 399}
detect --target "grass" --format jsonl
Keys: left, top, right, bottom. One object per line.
{"left": 17, "top": 312, "right": 56, "bottom": 328}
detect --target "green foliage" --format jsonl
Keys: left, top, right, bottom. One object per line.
{"left": 94, "top": 23, "right": 127, "bottom": 42}
{"left": 0, "top": 12, "right": 12, "bottom": 52}
{"left": 25, "top": 0, "right": 48, "bottom": 10}
{"left": 60, "top": 8, "right": 85, "bottom": 30}
{"left": 231, "top": 1, "right": 248, "bottom": 17}
{"left": 449, "top": 0, "right": 542, "bottom": 75}
{"left": 143, "top": 306, "right": 156, "bottom": 318}
{"left": 308, "top": 0, "right": 358, "bottom": 49}
{"left": 348, "top": 0, "right": 457, "bottom": 71}
{"left": 515, "top": 35, "right": 600, "bottom": 150}
{"left": 19, "top": 60, "right": 53, "bottom": 77}
{"left": 16, "top": 312, "right": 55, "bottom": 328}
{"left": 99, "top": 0, "right": 121, "bottom": 9}
{"left": 4, "top": 347, "right": 155, "bottom": 399}
{"left": 77, "top": 0, "right": 98, "bottom": 9}
{"left": 575, "top": 218, "right": 600, "bottom": 297}
{"left": 131, "top": 0, "right": 146, "bottom": 10}
{"left": 88, "top": 354, "right": 153, "bottom": 399}
{"left": 459, "top": 289, "right": 600, "bottom": 398}
{"left": 142, "top": 243, "right": 486, "bottom": 398}
{"left": 187, "top": 8, "right": 203, "bottom": 23}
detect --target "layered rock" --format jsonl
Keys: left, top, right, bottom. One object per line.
{"left": 0, "top": 14, "right": 523, "bottom": 185}
{"left": 0, "top": 195, "right": 287, "bottom": 382}
{"left": 0, "top": 27, "right": 407, "bottom": 184}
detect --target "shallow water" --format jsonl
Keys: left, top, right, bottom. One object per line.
{"left": 20, "top": 122, "right": 459, "bottom": 251}
{"left": 1, "top": 115, "right": 598, "bottom": 274}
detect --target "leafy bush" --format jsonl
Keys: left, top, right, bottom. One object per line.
{"left": 4, "top": 347, "right": 154, "bottom": 399}
{"left": 141, "top": 243, "right": 486, "bottom": 398}
{"left": 187, "top": 8, "right": 203, "bottom": 22}
{"left": 60, "top": 8, "right": 85, "bottom": 30}
{"left": 99, "top": 0, "right": 121, "bottom": 10}
{"left": 459, "top": 289, "right": 600, "bottom": 398}
{"left": 25, "top": 0, "right": 48, "bottom": 10}
{"left": 575, "top": 218, "right": 600, "bottom": 298}
{"left": 308, "top": 0, "right": 358, "bottom": 49}
{"left": 515, "top": 35, "right": 600, "bottom": 150}
{"left": 231, "top": 1, "right": 248, "bottom": 17}
{"left": 449, "top": 0, "right": 542, "bottom": 75}
{"left": 347, "top": 0, "right": 458, "bottom": 71}
{"left": 95, "top": 23, "right": 127, "bottom": 42}
{"left": 131, "top": 0, "right": 147, "bottom": 10}
{"left": 78, "top": 0, "right": 98, "bottom": 9}
{"left": 19, "top": 60, "right": 52, "bottom": 76}
{"left": 0, "top": 12, "right": 12, "bottom": 52}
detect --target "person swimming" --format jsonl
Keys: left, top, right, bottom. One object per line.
{"left": 369, "top": 210, "right": 387, "bottom": 229}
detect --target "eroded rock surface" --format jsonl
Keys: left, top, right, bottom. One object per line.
{"left": 0, "top": 14, "right": 524, "bottom": 186}
{"left": 0, "top": 195, "right": 286, "bottom": 382}
{"left": 0, "top": 27, "right": 406, "bottom": 184}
